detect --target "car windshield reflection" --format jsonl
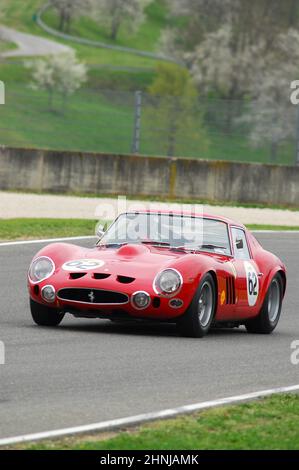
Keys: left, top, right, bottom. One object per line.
{"left": 98, "top": 213, "right": 231, "bottom": 255}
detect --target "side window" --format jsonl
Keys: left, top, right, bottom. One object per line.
{"left": 231, "top": 228, "right": 250, "bottom": 260}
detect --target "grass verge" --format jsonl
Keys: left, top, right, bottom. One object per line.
{"left": 0, "top": 218, "right": 298, "bottom": 241}
{"left": 13, "top": 394, "right": 299, "bottom": 450}
{"left": 0, "top": 218, "right": 97, "bottom": 240}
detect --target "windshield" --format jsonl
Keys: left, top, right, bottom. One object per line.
{"left": 98, "top": 213, "right": 231, "bottom": 255}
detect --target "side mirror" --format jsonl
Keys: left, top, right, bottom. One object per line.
{"left": 236, "top": 238, "right": 244, "bottom": 250}
{"left": 96, "top": 222, "right": 108, "bottom": 239}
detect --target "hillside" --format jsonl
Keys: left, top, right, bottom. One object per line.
{"left": 0, "top": 1, "right": 294, "bottom": 164}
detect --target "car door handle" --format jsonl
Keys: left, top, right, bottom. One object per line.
{"left": 258, "top": 273, "right": 264, "bottom": 278}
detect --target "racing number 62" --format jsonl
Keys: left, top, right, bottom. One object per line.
{"left": 248, "top": 271, "right": 258, "bottom": 296}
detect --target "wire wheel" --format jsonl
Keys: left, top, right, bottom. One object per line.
{"left": 198, "top": 281, "right": 214, "bottom": 327}
{"left": 268, "top": 277, "right": 281, "bottom": 323}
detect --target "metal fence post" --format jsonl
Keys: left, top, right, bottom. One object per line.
{"left": 131, "top": 91, "right": 142, "bottom": 154}
{"left": 295, "top": 105, "right": 299, "bottom": 165}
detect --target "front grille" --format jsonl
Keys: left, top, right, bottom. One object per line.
{"left": 57, "top": 288, "right": 129, "bottom": 305}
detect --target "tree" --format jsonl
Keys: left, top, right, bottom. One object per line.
{"left": 165, "top": 0, "right": 299, "bottom": 52}
{"left": 239, "top": 29, "right": 299, "bottom": 162}
{"left": 91, "top": 0, "right": 151, "bottom": 41}
{"left": 27, "top": 51, "right": 87, "bottom": 113}
{"left": 241, "top": 75, "right": 295, "bottom": 163}
{"left": 50, "top": 0, "right": 90, "bottom": 32}
{"left": 146, "top": 64, "right": 209, "bottom": 157}
{"left": 164, "top": 0, "right": 299, "bottom": 98}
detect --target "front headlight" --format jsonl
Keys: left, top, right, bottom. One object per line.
{"left": 154, "top": 269, "right": 182, "bottom": 296}
{"left": 29, "top": 257, "right": 55, "bottom": 283}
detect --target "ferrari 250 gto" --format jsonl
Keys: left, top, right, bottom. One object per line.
{"left": 28, "top": 210, "right": 286, "bottom": 337}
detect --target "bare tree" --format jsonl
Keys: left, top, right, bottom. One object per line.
{"left": 50, "top": 0, "right": 90, "bottom": 32}
{"left": 91, "top": 0, "right": 151, "bottom": 41}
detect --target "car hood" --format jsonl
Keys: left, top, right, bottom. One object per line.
{"left": 79, "top": 244, "right": 186, "bottom": 278}
{"left": 40, "top": 242, "right": 223, "bottom": 281}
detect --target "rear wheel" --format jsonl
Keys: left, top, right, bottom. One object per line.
{"left": 30, "top": 299, "right": 64, "bottom": 327}
{"left": 245, "top": 274, "right": 283, "bottom": 334}
{"left": 177, "top": 274, "right": 216, "bottom": 338}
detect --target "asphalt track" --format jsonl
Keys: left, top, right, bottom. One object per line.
{"left": 0, "top": 233, "right": 298, "bottom": 440}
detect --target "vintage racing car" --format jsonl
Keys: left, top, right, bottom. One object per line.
{"left": 28, "top": 210, "right": 286, "bottom": 337}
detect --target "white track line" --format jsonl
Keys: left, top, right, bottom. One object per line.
{"left": 0, "top": 236, "right": 96, "bottom": 247}
{"left": 0, "top": 384, "right": 299, "bottom": 447}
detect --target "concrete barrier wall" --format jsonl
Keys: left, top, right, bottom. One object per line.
{"left": 0, "top": 147, "right": 298, "bottom": 206}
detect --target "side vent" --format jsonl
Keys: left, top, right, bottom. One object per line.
{"left": 226, "top": 276, "right": 236, "bottom": 305}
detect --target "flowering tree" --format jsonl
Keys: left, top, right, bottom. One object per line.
{"left": 239, "top": 29, "right": 299, "bottom": 162}
{"left": 91, "top": 0, "right": 151, "bottom": 40}
{"left": 163, "top": 0, "right": 299, "bottom": 98}
{"left": 27, "top": 51, "right": 87, "bottom": 113}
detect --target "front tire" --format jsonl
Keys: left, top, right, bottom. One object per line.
{"left": 30, "top": 299, "right": 65, "bottom": 327}
{"left": 177, "top": 274, "right": 216, "bottom": 338}
{"left": 245, "top": 274, "right": 283, "bottom": 334}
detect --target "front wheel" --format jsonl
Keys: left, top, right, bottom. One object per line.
{"left": 245, "top": 274, "right": 283, "bottom": 334}
{"left": 30, "top": 299, "right": 65, "bottom": 327}
{"left": 177, "top": 274, "right": 216, "bottom": 338}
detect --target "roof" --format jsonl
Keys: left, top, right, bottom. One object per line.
{"left": 120, "top": 208, "right": 245, "bottom": 229}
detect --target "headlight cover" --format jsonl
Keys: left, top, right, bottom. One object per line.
{"left": 29, "top": 257, "right": 55, "bottom": 283}
{"left": 154, "top": 269, "right": 182, "bottom": 296}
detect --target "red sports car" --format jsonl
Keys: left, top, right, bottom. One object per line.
{"left": 28, "top": 210, "right": 286, "bottom": 337}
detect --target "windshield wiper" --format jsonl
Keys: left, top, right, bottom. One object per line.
{"left": 171, "top": 244, "right": 227, "bottom": 252}
{"left": 200, "top": 244, "right": 227, "bottom": 250}
{"left": 140, "top": 241, "right": 171, "bottom": 247}
{"left": 98, "top": 242, "right": 128, "bottom": 248}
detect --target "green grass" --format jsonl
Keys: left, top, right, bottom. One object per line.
{"left": 0, "top": 82, "right": 294, "bottom": 163}
{"left": 15, "top": 394, "right": 299, "bottom": 450}
{"left": 0, "top": 218, "right": 298, "bottom": 241}
{"left": 0, "top": 0, "right": 167, "bottom": 93}
{"left": 0, "top": 2, "right": 295, "bottom": 162}
{"left": 248, "top": 224, "right": 299, "bottom": 231}
{"left": 0, "top": 218, "right": 97, "bottom": 240}
{"left": 0, "top": 40, "right": 17, "bottom": 54}
{"left": 0, "top": 84, "right": 135, "bottom": 153}
{"left": 0, "top": 0, "right": 168, "bottom": 81}
{"left": 43, "top": 1, "right": 168, "bottom": 53}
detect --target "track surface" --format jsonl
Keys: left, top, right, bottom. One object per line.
{"left": 0, "top": 233, "right": 298, "bottom": 439}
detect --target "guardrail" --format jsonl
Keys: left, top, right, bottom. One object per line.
{"left": 35, "top": 2, "right": 179, "bottom": 64}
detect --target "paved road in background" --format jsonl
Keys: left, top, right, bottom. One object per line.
{"left": 0, "top": 233, "right": 298, "bottom": 440}
{"left": 1, "top": 191, "right": 299, "bottom": 226}
{"left": 0, "top": 25, "right": 71, "bottom": 57}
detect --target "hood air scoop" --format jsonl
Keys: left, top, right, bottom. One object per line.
{"left": 117, "top": 244, "right": 148, "bottom": 257}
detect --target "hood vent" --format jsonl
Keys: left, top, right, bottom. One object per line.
{"left": 93, "top": 273, "right": 111, "bottom": 280}
{"left": 117, "top": 275, "right": 135, "bottom": 284}
{"left": 69, "top": 273, "right": 87, "bottom": 280}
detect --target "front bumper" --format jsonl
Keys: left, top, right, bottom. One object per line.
{"left": 28, "top": 278, "right": 189, "bottom": 321}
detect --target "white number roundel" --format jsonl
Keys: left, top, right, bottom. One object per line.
{"left": 62, "top": 259, "right": 105, "bottom": 271}
{"left": 244, "top": 261, "right": 259, "bottom": 306}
